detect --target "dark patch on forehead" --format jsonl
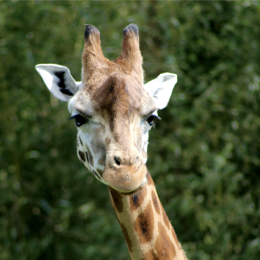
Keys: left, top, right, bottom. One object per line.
{"left": 93, "top": 78, "right": 118, "bottom": 131}
{"left": 109, "top": 187, "right": 124, "bottom": 213}
{"left": 134, "top": 201, "right": 154, "bottom": 244}
{"left": 92, "top": 74, "right": 145, "bottom": 130}
{"left": 130, "top": 186, "right": 147, "bottom": 211}
{"left": 92, "top": 75, "right": 123, "bottom": 104}
{"left": 155, "top": 223, "right": 176, "bottom": 259}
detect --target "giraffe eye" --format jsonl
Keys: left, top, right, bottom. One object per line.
{"left": 146, "top": 115, "right": 160, "bottom": 128}
{"left": 69, "top": 114, "right": 88, "bottom": 127}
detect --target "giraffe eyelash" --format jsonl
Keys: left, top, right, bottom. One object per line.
{"left": 69, "top": 114, "right": 89, "bottom": 127}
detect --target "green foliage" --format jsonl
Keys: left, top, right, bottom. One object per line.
{"left": 0, "top": 1, "right": 259, "bottom": 259}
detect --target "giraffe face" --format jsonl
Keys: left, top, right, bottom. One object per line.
{"left": 35, "top": 24, "right": 177, "bottom": 193}
{"left": 68, "top": 72, "right": 157, "bottom": 192}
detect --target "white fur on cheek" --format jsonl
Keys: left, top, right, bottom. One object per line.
{"left": 77, "top": 126, "right": 107, "bottom": 184}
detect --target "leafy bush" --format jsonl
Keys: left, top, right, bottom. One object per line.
{"left": 0, "top": 1, "right": 259, "bottom": 259}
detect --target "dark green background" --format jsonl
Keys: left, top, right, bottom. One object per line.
{"left": 0, "top": 1, "right": 259, "bottom": 259}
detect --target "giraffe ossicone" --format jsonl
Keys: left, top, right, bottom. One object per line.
{"left": 36, "top": 24, "right": 187, "bottom": 260}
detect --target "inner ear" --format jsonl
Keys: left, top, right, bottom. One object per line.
{"left": 144, "top": 73, "right": 177, "bottom": 110}
{"left": 53, "top": 71, "right": 73, "bottom": 96}
{"left": 35, "top": 64, "right": 81, "bottom": 102}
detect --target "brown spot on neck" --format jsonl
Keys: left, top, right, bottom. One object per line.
{"left": 142, "top": 249, "right": 159, "bottom": 260}
{"left": 134, "top": 201, "right": 154, "bottom": 244}
{"left": 155, "top": 222, "right": 176, "bottom": 259}
{"left": 130, "top": 184, "right": 148, "bottom": 211}
{"left": 118, "top": 221, "right": 132, "bottom": 253}
{"left": 152, "top": 190, "right": 160, "bottom": 215}
{"left": 171, "top": 226, "right": 181, "bottom": 250}
{"left": 161, "top": 204, "right": 171, "bottom": 230}
{"left": 109, "top": 187, "right": 124, "bottom": 213}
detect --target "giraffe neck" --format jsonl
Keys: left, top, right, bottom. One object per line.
{"left": 109, "top": 170, "right": 187, "bottom": 260}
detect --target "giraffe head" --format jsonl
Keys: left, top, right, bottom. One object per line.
{"left": 36, "top": 24, "right": 177, "bottom": 193}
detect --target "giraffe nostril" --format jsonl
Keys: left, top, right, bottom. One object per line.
{"left": 114, "top": 156, "right": 121, "bottom": 166}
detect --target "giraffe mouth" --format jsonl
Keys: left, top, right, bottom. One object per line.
{"left": 102, "top": 163, "right": 147, "bottom": 193}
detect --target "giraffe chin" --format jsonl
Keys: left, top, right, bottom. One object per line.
{"left": 102, "top": 164, "right": 147, "bottom": 193}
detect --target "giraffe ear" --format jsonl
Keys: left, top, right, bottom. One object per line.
{"left": 35, "top": 64, "right": 81, "bottom": 102}
{"left": 144, "top": 73, "right": 177, "bottom": 110}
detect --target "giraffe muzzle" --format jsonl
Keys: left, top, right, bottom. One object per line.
{"left": 102, "top": 158, "right": 147, "bottom": 193}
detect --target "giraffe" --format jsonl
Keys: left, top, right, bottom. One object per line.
{"left": 35, "top": 24, "right": 188, "bottom": 260}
